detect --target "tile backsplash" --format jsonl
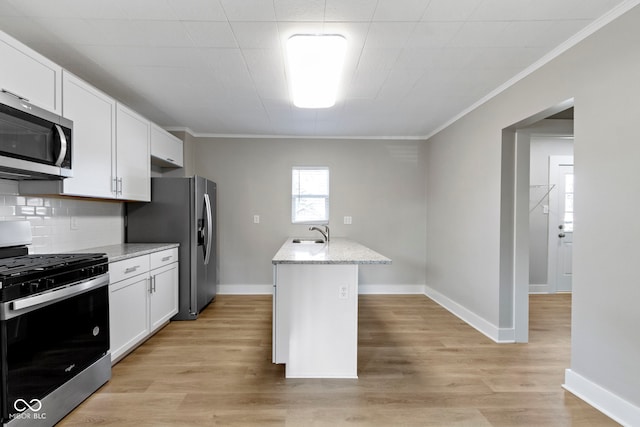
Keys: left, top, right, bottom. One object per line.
{"left": 0, "top": 179, "right": 123, "bottom": 253}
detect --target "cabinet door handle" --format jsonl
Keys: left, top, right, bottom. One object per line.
{"left": 166, "top": 158, "right": 174, "bottom": 162}
{"left": 161, "top": 256, "right": 172, "bottom": 262}
{"left": 124, "top": 265, "right": 140, "bottom": 274}
{"left": 117, "top": 177, "right": 123, "bottom": 195}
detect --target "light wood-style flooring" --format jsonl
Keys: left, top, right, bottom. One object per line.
{"left": 60, "top": 294, "right": 618, "bottom": 426}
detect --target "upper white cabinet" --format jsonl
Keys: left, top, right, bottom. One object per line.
{"left": 3, "top": 28, "right": 181, "bottom": 200}
{"left": 0, "top": 31, "right": 62, "bottom": 114}
{"left": 151, "top": 123, "right": 183, "bottom": 168}
{"left": 21, "top": 73, "right": 151, "bottom": 201}
{"left": 115, "top": 103, "right": 151, "bottom": 201}
{"left": 60, "top": 72, "right": 116, "bottom": 198}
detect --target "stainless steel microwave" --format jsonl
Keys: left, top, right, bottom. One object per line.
{"left": 0, "top": 90, "right": 72, "bottom": 180}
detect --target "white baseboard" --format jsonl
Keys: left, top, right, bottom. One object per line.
{"left": 423, "top": 285, "right": 515, "bottom": 343}
{"left": 529, "top": 283, "right": 550, "bottom": 293}
{"left": 564, "top": 369, "right": 640, "bottom": 427}
{"left": 358, "top": 284, "right": 426, "bottom": 295}
{"left": 217, "top": 284, "right": 427, "bottom": 295}
{"left": 217, "top": 284, "right": 273, "bottom": 295}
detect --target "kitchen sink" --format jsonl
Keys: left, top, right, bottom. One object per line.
{"left": 292, "top": 239, "right": 325, "bottom": 244}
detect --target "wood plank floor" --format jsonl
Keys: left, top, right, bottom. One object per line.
{"left": 60, "top": 294, "right": 619, "bottom": 426}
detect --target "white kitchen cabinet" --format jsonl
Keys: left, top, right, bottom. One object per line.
{"left": 109, "top": 255, "right": 151, "bottom": 363}
{"left": 48, "top": 72, "right": 115, "bottom": 198}
{"left": 151, "top": 123, "right": 183, "bottom": 168}
{"left": 20, "top": 74, "right": 153, "bottom": 201}
{"left": 115, "top": 103, "right": 151, "bottom": 201}
{"left": 109, "top": 274, "right": 150, "bottom": 363}
{"left": 0, "top": 31, "right": 62, "bottom": 114}
{"left": 149, "top": 248, "right": 179, "bottom": 333}
{"left": 108, "top": 249, "right": 179, "bottom": 364}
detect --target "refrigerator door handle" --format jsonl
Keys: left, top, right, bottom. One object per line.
{"left": 203, "top": 193, "right": 213, "bottom": 266}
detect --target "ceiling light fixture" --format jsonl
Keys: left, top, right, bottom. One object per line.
{"left": 286, "top": 34, "right": 347, "bottom": 109}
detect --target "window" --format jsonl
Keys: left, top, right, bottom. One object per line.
{"left": 563, "top": 173, "right": 574, "bottom": 232}
{"left": 292, "top": 167, "right": 329, "bottom": 224}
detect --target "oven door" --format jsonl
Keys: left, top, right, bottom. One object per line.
{"left": 0, "top": 274, "right": 109, "bottom": 423}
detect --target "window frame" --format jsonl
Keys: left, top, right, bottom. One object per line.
{"left": 291, "top": 166, "right": 330, "bottom": 225}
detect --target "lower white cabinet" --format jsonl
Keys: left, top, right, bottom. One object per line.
{"left": 149, "top": 255, "right": 179, "bottom": 333}
{"left": 109, "top": 248, "right": 178, "bottom": 364}
{"left": 109, "top": 273, "right": 149, "bottom": 363}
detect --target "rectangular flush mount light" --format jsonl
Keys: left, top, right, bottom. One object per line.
{"left": 286, "top": 34, "right": 347, "bottom": 109}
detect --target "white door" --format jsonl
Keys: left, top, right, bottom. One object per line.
{"left": 548, "top": 156, "right": 574, "bottom": 292}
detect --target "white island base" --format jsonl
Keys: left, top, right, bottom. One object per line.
{"left": 272, "top": 238, "right": 391, "bottom": 379}
{"left": 273, "top": 263, "right": 359, "bottom": 378}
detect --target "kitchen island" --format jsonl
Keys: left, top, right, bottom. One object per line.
{"left": 272, "top": 238, "right": 391, "bottom": 378}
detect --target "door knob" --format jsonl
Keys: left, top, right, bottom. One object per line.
{"left": 558, "top": 233, "right": 566, "bottom": 238}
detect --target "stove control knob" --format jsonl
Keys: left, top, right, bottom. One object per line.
{"left": 29, "top": 282, "right": 41, "bottom": 293}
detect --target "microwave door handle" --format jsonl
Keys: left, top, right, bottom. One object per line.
{"left": 53, "top": 124, "right": 68, "bottom": 167}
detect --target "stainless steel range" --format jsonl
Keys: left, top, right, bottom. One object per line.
{"left": 0, "top": 221, "right": 111, "bottom": 427}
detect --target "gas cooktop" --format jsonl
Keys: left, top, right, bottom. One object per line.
{"left": 0, "top": 252, "right": 108, "bottom": 303}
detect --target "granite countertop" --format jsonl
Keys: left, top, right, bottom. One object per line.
{"left": 76, "top": 243, "right": 179, "bottom": 263}
{"left": 272, "top": 237, "right": 391, "bottom": 265}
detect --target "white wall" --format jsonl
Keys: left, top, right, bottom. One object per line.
{"left": 0, "top": 179, "right": 123, "bottom": 252}
{"left": 425, "top": 5, "right": 640, "bottom": 424}
{"left": 190, "top": 137, "right": 427, "bottom": 293}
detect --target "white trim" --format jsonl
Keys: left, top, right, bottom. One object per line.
{"left": 162, "top": 126, "right": 424, "bottom": 141}
{"left": 424, "top": 285, "right": 515, "bottom": 343}
{"left": 424, "top": 0, "right": 640, "bottom": 141}
{"left": 218, "top": 283, "right": 427, "bottom": 295}
{"left": 358, "top": 284, "right": 426, "bottom": 295}
{"left": 217, "top": 284, "right": 273, "bottom": 295}
{"left": 564, "top": 369, "right": 640, "bottom": 427}
{"left": 529, "top": 283, "right": 550, "bottom": 294}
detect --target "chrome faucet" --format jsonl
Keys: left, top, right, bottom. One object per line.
{"left": 309, "top": 225, "right": 330, "bottom": 242}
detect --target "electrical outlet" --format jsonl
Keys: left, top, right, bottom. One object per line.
{"left": 70, "top": 216, "right": 79, "bottom": 230}
{"left": 253, "top": 215, "right": 260, "bottom": 224}
{"left": 344, "top": 216, "right": 352, "bottom": 225}
{"left": 339, "top": 284, "right": 348, "bottom": 299}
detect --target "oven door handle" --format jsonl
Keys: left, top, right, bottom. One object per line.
{"left": 3, "top": 274, "right": 109, "bottom": 319}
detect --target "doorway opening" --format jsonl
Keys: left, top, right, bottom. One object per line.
{"left": 499, "top": 98, "right": 574, "bottom": 343}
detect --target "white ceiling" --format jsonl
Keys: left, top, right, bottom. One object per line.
{"left": 0, "top": 0, "right": 630, "bottom": 138}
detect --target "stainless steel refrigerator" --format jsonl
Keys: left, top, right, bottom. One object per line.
{"left": 126, "top": 176, "right": 217, "bottom": 320}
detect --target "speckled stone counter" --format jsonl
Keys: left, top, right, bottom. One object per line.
{"left": 77, "top": 243, "right": 179, "bottom": 262}
{"left": 272, "top": 237, "right": 391, "bottom": 265}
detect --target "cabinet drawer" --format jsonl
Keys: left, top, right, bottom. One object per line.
{"left": 110, "top": 255, "right": 150, "bottom": 284}
{"left": 150, "top": 248, "right": 178, "bottom": 270}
